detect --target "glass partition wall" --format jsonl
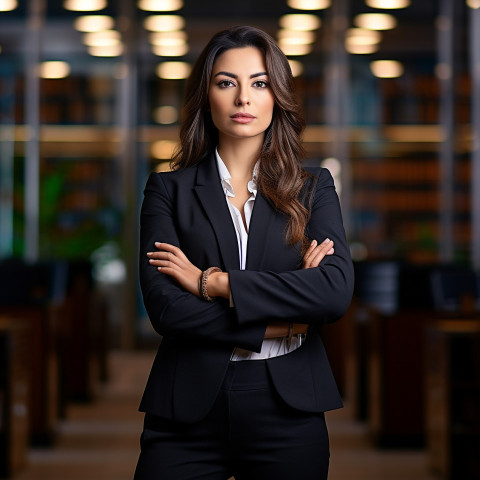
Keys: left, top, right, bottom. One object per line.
{"left": 0, "top": 0, "right": 479, "bottom": 344}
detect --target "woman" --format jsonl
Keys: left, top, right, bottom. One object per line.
{"left": 135, "top": 26, "right": 354, "bottom": 480}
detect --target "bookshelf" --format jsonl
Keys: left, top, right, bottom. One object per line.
{"left": 425, "top": 320, "right": 480, "bottom": 480}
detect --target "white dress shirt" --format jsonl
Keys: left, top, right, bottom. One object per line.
{"left": 215, "top": 149, "right": 305, "bottom": 361}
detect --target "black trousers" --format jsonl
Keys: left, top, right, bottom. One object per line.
{"left": 134, "top": 359, "right": 330, "bottom": 480}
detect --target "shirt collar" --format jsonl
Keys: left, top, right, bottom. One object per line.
{"left": 215, "top": 147, "right": 258, "bottom": 198}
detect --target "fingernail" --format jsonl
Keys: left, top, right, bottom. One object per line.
{"left": 311, "top": 239, "right": 317, "bottom": 246}
{"left": 324, "top": 238, "right": 330, "bottom": 243}
{"left": 155, "top": 242, "right": 161, "bottom": 246}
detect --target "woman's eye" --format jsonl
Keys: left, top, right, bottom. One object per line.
{"left": 217, "top": 80, "right": 235, "bottom": 88}
{"left": 253, "top": 80, "right": 269, "bottom": 88}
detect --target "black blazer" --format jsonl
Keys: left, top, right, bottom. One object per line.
{"left": 138, "top": 152, "right": 354, "bottom": 423}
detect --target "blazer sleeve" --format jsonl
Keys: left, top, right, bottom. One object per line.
{"left": 229, "top": 168, "right": 354, "bottom": 326}
{"left": 139, "top": 172, "right": 266, "bottom": 352}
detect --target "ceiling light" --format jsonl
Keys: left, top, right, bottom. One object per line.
{"left": 278, "top": 42, "right": 313, "bottom": 56}
{"left": 365, "top": 0, "right": 410, "bottom": 8}
{"left": 39, "top": 61, "right": 71, "bottom": 79}
{"left": 346, "top": 28, "right": 382, "bottom": 45}
{"left": 144, "top": 15, "right": 185, "bottom": 31}
{"left": 149, "top": 31, "right": 187, "bottom": 46}
{"left": 83, "top": 30, "right": 121, "bottom": 47}
{"left": 287, "top": 0, "right": 330, "bottom": 9}
{"left": 0, "top": 0, "right": 18, "bottom": 11}
{"left": 88, "top": 44, "right": 124, "bottom": 57}
{"left": 74, "top": 15, "right": 114, "bottom": 32}
{"left": 467, "top": 0, "right": 480, "bottom": 8}
{"left": 370, "top": 60, "right": 404, "bottom": 78}
{"left": 138, "top": 0, "right": 183, "bottom": 11}
{"left": 277, "top": 29, "right": 316, "bottom": 45}
{"left": 156, "top": 61, "right": 191, "bottom": 79}
{"left": 152, "top": 43, "right": 189, "bottom": 56}
{"left": 288, "top": 59, "right": 304, "bottom": 77}
{"left": 345, "top": 42, "right": 379, "bottom": 54}
{"left": 154, "top": 106, "right": 178, "bottom": 124}
{"left": 354, "top": 13, "right": 397, "bottom": 30}
{"left": 64, "top": 0, "right": 107, "bottom": 11}
{"left": 279, "top": 14, "right": 321, "bottom": 31}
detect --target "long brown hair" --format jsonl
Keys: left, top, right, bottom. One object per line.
{"left": 172, "top": 25, "right": 311, "bottom": 249}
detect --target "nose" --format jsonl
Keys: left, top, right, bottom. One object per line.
{"left": 235, "top": 87, "right": 250, "bottom": 106}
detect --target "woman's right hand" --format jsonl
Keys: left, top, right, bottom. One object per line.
{"left": 302, "top": 238, "right": 334, "bottom": 269}
{"left": 264, "top": 238, "right": 334, "bottom": 339}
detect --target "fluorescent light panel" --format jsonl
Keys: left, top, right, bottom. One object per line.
{"left": 83, "top": 30, "right": 121, "bottom": 47}
{"left": 144, "top": 15, "right": 185, "bottom": 32}
{"left": 354, "top": 13, "right": 397, "bottom": 30}
{"left": 278, "top": 29, "right": 316, "bottom": 45}
{"left": 149, "top": 31, "right": 187, "bottom": 48}
{"left": 138, "top": 0, "right": 183, "bottom": 11}
{"left": 0, "top": 0, "right": 17, "bottom": 11}
{"left": 152, "top": 43, "right": 189, "bottom": 56}
{"left": 64, "top": 0, "right": 107, "bottom": 11}
{"left": 346, "top": 28, "right": 382, "bottom": 45}
{"left": 74, "top": 15, "right": 115, "bottom": 32}
{"left": 279, "top": 14, "right": 321, "bottom": 31}
{"left": 88, "top": 44, "right": 124, "bottom": 56}
{"left": 287, "top": 0, "right": 330, "bottom": 9}
{"left": 370, "top": 60, "right": 404, "bottom": 78}
{"left": 40, "top": 61, "right": 71, "bottom": 79}
{"left": 365, "top": 0, "right": 410, "bottom": 8}
{"left": 156, "top": 61, "right": 191, "bottom": 79}
{"left": 345, "top": 43, "right": 379, "bottom": 54}
{"left": 279, "top": 43, "right": 312, "bottom": 56}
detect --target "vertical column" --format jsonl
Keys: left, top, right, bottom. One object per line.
{"left": 117, "top": 0, "right": 138, "bottom": 348}
{"left": 470, "top": 6, "right": 480, "bottom": 269}
{"left": 437, "top": 0, "right": 455, "bottom": 262}
{"left": 324, "top": 0, "right": 351, "bottom": 236}
{"left": 0, "top": 76, "right": 15, "bottom": 258}
{"left": 24, "top": 0, "right": 45, "bottom": 261}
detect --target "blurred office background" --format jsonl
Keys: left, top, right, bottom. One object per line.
{"left": 0, "top": 0, "right": 479, "bottom": 479}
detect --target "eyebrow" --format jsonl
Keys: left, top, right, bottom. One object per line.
{"left": 213, "top": 71, "right": 268, "bottom": 79}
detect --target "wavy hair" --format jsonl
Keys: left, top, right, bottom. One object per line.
{"left": 172, "top": 25, "right": 311, "bottom": 250}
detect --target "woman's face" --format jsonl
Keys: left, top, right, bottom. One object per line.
{"left": 208, "top": 46, "right": 275, "bottom": 145}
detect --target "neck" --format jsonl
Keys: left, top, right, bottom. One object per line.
{"left": 217, "top": 136, "right": 262, "bottom": 178}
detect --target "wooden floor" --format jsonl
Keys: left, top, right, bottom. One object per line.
{"left": 12, "top": 350, "right": 437, "bottom": 480}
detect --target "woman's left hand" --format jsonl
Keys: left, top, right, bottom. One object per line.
{"left": 302, "top": 238, "right": 334, "bottom": 269}
{"left": 147, "top": 242, "right": 202, "bottom": 297}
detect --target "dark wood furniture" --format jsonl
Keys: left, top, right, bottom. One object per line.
{"left": 0, "top": 318, "right": 30, "bottom": 478}
{"left": 425, "top": 320, "right": 480, "bottom": 480}
{"left": 368, "top": 308, "right": 428, "bottom": 447}
{"left": 0, "top": 260, "right": 63, "bottom": 446}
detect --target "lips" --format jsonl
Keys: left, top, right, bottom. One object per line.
{"left": 230, "top": 112, "right": 256, "bottom": 124}
{"left": 230, "top": 113, "right": 255, "bottom": 118}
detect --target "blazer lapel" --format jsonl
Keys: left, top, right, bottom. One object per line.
{"left": 194, "top": 153, "right": 240, "bottom": 271}
{"left": 246, "top": 192, "right": 277, "bottom": 270}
